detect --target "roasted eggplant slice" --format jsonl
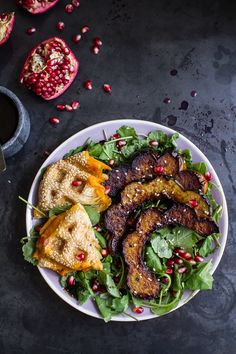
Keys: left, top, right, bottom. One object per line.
{"left": 175, "top": 170, "right": 208, "bottom": 194}
{"left": 123, "top": 204, "right": 218, "bottom": 299}
{"left": 104, "top": 151, "right": 182, "bottom": 197}
{"left": 105, "top": 176, "right": 211, "bottom": 253}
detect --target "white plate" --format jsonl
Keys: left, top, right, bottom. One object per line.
{"left": 26, "top": 119, "right": 228, "bottom": 321}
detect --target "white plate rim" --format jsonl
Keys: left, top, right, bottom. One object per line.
{"left": 26, "top": 119, "right": 228, "bottom": 322}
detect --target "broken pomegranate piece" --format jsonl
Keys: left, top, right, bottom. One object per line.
{"left": 0, "top": 12, "right": 15, "bottom": 46}
{"left": 20, "top": 37, "right": 79, "bottom": 100}
{"left": 18, "top": 0, "right": 59, "bottom": 14}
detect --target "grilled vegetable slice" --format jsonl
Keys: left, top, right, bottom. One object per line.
{"left": 123, "top": 204, "right": 218, "bottom": 299}
{"left": 175, "top": 170, "right": 208, "bottom": 194}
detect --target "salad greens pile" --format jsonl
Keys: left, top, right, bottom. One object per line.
{"left": 21, "top": 125, "right": 223, "bottom": 322}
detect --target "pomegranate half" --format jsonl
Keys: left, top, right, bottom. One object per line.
{"left": 18, "top": 0, "right": 59, "bottom": 14}
{"left": 20, "top": 37, "right": 79, "bottom": 100}
{"left": 0, "top": 12, "right": 15, "bottom": 46}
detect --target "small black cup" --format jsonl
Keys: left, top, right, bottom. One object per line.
{"left": 0, "top": 86, "right": 30, "bottom": 158}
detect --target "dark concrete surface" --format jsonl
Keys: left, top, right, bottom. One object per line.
{"left": 0, "top": 0, "right": 236, "bottom": 353}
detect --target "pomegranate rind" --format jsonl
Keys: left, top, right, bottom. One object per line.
{"left": 20, "top": 37, "right": 79, "bottom": 101}
{"left": 0, "top": 12, "right": 15, "bottom": 46}
{"left": 18, "top": 0, "right": 60, "bottom": 14}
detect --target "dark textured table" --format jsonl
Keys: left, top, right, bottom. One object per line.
{"left": 0, "top": 0, "right": 236, "bottom": 353}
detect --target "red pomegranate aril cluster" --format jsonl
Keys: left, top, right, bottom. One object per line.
{"left": 205, "top": 171, "right": 212, "bottom": 181}
{"left": 71, "top": 180, "right": 82, "bottom": 187}
{"left": 84, "top": 80, "right": 92, "bottom": 90}
{"left": 103, "top": 84, "right": 112, "bottom": 93}
{"left": 101, "top": 248, "right": 109, "bottom": 257}
{"left": 67, "top": 275, "right": 75, "bottom": 286}
{"left": 154, "top": 165, "right": 164, "bottom": 174}
{"left": 133, "top": 306, "right": 144, "bottom": 314}
{"left": 76, "top": 252, "right": 85, "bottom": 261}
{"left": 73, "top": 34, "right": 81, "bottom": 43}
{"left": 189, "top": 199, "right": 198, "bottom": 208}
{"left": 26, "top": 27, "right": 36, "bottom": 35}
{"left": 65, "top": 4, "right": 74, "bottom": 13}
{"left": 50, "top": 116, "right": 59, "bottom": 125}
{"left": 57, "top": 21, "right": 65, "bottom": 31}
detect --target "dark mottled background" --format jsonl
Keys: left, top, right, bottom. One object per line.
{"left": 0, "top": 0, "right": 236, "bottom": 353}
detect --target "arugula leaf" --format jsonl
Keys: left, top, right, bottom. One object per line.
{"left": 111, "top": 294, "right": 129, "bottom": 313}
{"left": 150, "top": 234, "right": 172, "bottom": 259}
{"left": 76, "top": 271, "right": 95, "bottom": 304}
{"left": 149, "top": 291, "right": 182, "bottom": 316}
{"left": 48, "top": 204, "right": 71, "bottom": 217}
{"left": 88, "top": 143, "right": 104, "bottom": 159}
{"left": 95, "top": 296, "right": 112, "bottom": 322}
{"left": 198, "top": 233, "right": 221, "bottom": 257}
{"left": 145, "top": 245, "right": 163, "bottom": 273}
{"left": 191, "top": 162, "right": 207, "bottom": 174}
{"left": 116, "top": 126, "right": 138, "bottom": 139}
{"left": 178, "top": 149, "right": 192, "bottom": 169}
{"left": 205, "top": 182, "right": 223, "bottom": 223}
{"left": 185, "top": 261, "right": 213, "bottom": 290}
{"left": 94, "top": 230, "right": 107, "bottom": 248}
{"left": 165, "top": 226, "right": 201, "bottom": 251}
{"left": 212, "top": 205, "right": 223, "bottom": 224}
{"left": 84, "top": 205, "right": 100, "bottom": 226}
{"left": 97, "top": 272, "right": 121, "bottom": 298}
{"left": 21, "top": 227, "right": 40, "bottom": 265}
{"left": 63, "top": 144, "right": 89, "bottom": 159}
{"left": 131, "top": 294, "right": 143, "bottom": 307}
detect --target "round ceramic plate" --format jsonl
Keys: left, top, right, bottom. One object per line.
{"left": 26, "top": 119, "right": 228, "bottom": 321}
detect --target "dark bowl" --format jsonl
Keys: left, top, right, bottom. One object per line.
{"left": 0, "top": 86, "right": 30, "bottom": 158}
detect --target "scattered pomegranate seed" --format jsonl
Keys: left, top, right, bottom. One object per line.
{"left": 178, "top": 267, "right": 187, "bottom": 274}
{"left": 194, "top": 255, "right": 204, "bottom": 263}
{"left": 73, "top": 34, "right": 81, "bottom": 43}
{"left": 112, "top": 133, "right": 121, "bottom": 139}
{"left": 127, "top": 218, "right": 135, "bottom": 226}
{"left": 57, "top": 21, "right": 65, "bottom": 31}
{"left": 76, "top": 252, "right": 85, "bottom": 261}
{"left": 205, "top": 171, "right": 212, "bottom": 181}
{"left": 163, "top": 97, "right": 171, "bottom": 104}
{"left": 166, "top": 259, "right": 174, "bottom": 267}
{"left": 165, "top": 268, "right": 173, "bottom": 275}
{"left": 81, "top": 25, "right": 89, "bottom": 33}
{"left": 162, "top": 277, "right": 169, "bottom": 284}
{"left": 67, "top": 276, "right": 75, "bottom": 286}
{"left": 133, "top": 307, "right": 144, "bottom": 314}
{"left": 93, "top": 37, "right": 102, "bottom": 46}
{"left": 49, "top": 117, "right": 59, "bottom": 125}
{"left": 191, "top": 90, "right": 197, "bottom": 97}
{"left": 189, "top": 259, "right": 196, "bottom": 265}
{"left": 72, "top": 0, "right": 80, "bottom": 7}
{"left": 117, "top": 140, "right": 127, "bottom": 149}
{"left": 72, "top": 100, "right": 79, "bottom": 110}
{"left": 181, "top": 252, "right": 192, "bottom": 260}
{"left": 56, "top": 104, "right": 66, "bottom": 111}
{"left": 149, "top": 140, "right": 158, "bottom": 147}
{"left": 26, "top": 27, "right": 36, "bottom": 35}
{"left": 174, "top": 257, "right": 183, "bottom": 265}
{"left": 71, "top": 180, "right": 82, "bottom": 187}
{"left": 65, "top": 4, "right": 74, "bottom": 13}
{"left": 154, "top": 165, "right": 164, "bottom": 174}
{"left": 175, "top": 248, "right": 185, "bottom": 256}
{"left": 101, "top": 248, "right": 109, "bottom": 257}
{"left": 105, "top": 186, "right": 111, "bottom": 194}
{"left": 109, "top": 159, "right": 115, "bottom": 166}
{"left": 65, "top": 104, "right": 73, "bottom": 112}
{"left": 189, "top": 199, "right": 198, "bottom": 208}
{"left": 92, "top": 279, "right": 100, "bottom": 292}
{"left": 84, "top": 80, "right": 92, "bottom": 90}
{"left": 103, "top": 84, "right": 112, "bottom": 93}
{"left": 92, "top": 45, "right": 100, "bottom": 54}
{"left": 94, "top": 225, "right": 102, "bottom": 232}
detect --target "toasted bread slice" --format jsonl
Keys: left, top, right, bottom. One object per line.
{"left": 34, "top": 203, "right": 103, "bottom": 274}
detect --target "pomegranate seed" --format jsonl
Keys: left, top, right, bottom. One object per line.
{"left": 149, "top": 140, "right": 158, "bottom": 147}
{"left": 92, "top": 45, "right": 100, "bottom": 54}
{"left": 166, "top": 259, "right": 174, "bottom": 267}
{"left": 174, "top": 257, "right": 183, "bottom": 265}
{"left": 72, "top": 100, "right": 79, "bottom": 110}
{"left": 94, "top": 225, "right": 102, "bottom": 232}
{"left": 205, "top": 171, "right": 212, "bottom": 181}
{"left": 65, "top": 4, "right": 74, "bottom": 13}
{"left": 105, "top": 186, "right": 110, "bottom": 194}
{"left": 189, "top": 259, "right": 196, "bottom": 265}
{"left": 81, "top": 25, "right": 89, "bottom": 33}
{"left": 49, "top": 117, "right": 59, "bottom": 125}
{"left": 56, "top": 104, "right": 66, "bottom": 111}
{"left": 26, "top": 27, "right": 36, "bottom": 35}
{"left": 182, "top": 252, "right": 192, "bottom": 260}
{"left": 191, "top": 90, "right": 197, "bottom": 97}
{"left": 178, "top": 267, "right": 187, "bottom": 274}
{"left": 57, "top": 22, "right": 65, "bottom": 31}
{"left": 114, "top": 276, "right": 120, "bottom": 284}
{"left": 194, "top": 255, "right": 204, "bottom": 263}
{"left": 72, "top": 0, "right": 80, "bottom": 7}
{"left": 101, "top": 248, "right": 109, "bottom": 257}
{"left": 73, "top": 34, "right": 81, "bottom": 43}
{"left": 109, "top": 159, "right": 115, "bottom": 166}
{"left": 163, "top": 97, "right": 171, "bottom": 104}
{"left": 92, "top": 279, "right": 100, "bottom": 292}
{"left": 65, "top": 104, "right": 73, "bottom": 112}
{"left": 103, "top": 84, "right": 112, "bottom": 93}
{"left": 133, "top": 307, "right": 144, "bottom": 314}
{"left": 162, "top": 277, "right": 169, "bottom": 284}
{"left": 112, "top": 133, "right": 120, "bottom": 139}
{"left": 93, "top": 37, "right": 102, "bottom": 46}
{"left": 154, "top": 165, "right": 164, "bottom": 174}
{"left": 127, "top": 218, "right": 135, "bottom": 226}
{"left": 175, "top": 248, "right": 185, "bottom": 256}
{"left": 117, "top": 140, "right": 126, "bottom": 148}
{"left": 84, "top": 80, "right": 92, "bottom": 90}
{"left": 189, "top": 199, "right": 198, "bottom": 208}
{"left": 76, "top": 252, "right": 85, "bottom": 261}
{"left": 71, "top": 180, "right": 82, "bottom": 187}
{"left": 67, "top": 276, "right": 75, "bottom": 286}
{"left": 165, "top": 268, "right": 173, "bottom": 275}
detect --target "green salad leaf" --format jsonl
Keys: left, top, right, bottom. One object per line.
{"left": 97, "top": 272, "right": 121, "bottom": 298}
{"left": 95, "top": 296, "right": 112, "bottom": 322}
{"left": 48, "top": 204, "right": 71, "bottom": 217}
{"left": 165, "top": 226, "right": 202, "bottom": 251}
{"left": 185, "top": 261, "right": 213, "bottom": 290}
{"left": 150, "top": 233, "right": 172, "bottom": 259}
{"left": 83, "top": 205, "right": 100, "bottom": 226}
{"left": 94, "top": 230, "right": 107, "bottom": 248}
{"left": 21, "top": 227, "right": 40, "bottom": 265}
{"left": 145, "top": 245, "right": 163, "bottom": 273}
